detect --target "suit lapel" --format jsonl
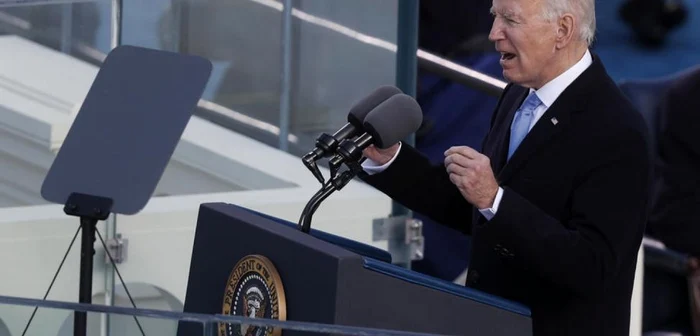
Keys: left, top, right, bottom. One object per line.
{"left": 492, "top": 54, "right": 602, "bottom": 184}
{"left": 497, "top": 102, "right": 572, "bottom": 183}
{"left": 487, "top": 89, "right": 529, "bottom": 175}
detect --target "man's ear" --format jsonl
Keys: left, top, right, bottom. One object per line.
{"left": 556, "top": 13, "right": 576, "bottom": 49}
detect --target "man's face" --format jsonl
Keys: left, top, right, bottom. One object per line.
{"left": 489, "top": 0, "right": 560, "bottom": 88}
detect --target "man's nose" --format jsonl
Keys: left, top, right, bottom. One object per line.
{"left": 489, "top": 21, "right": 504, "bottom": 41}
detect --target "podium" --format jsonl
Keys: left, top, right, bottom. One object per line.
{"left": 179, "top": 203, "right": 532, "bottom": 336}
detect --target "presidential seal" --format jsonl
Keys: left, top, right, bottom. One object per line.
{"left": 219, "top": 255, "right": 287, "bottom": 336}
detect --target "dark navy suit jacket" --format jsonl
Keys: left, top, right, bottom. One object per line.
{"left": 362, "top": 55, "right": 652, "bottom": 336}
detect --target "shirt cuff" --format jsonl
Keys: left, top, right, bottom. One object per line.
{"left": 361, "top": 142, "right": 402, "bottom": 175}
{"left": 478, "top": 187, "right": 504, "bottom": 220}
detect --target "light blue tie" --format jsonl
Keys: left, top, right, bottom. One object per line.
{"left": 508, "top": 92, "right": 542, "bottom": 160}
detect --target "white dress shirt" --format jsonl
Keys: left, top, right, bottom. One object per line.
{"left": 362, "top": 49, "right": 593, "bottom": 220}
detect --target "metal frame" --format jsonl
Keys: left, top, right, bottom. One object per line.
{"left": 279, "top": 0, "right": 293, "bottom": 151}
{"left": 392, "top": 0, "right": 419, "bottom": 222}
{"left": 103, "top": 1, "right": 121, "bottom": 334}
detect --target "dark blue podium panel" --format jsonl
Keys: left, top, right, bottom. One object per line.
{"left": 41, "top": 45, "right": 212, "bottom": 214}
{"left": 179, "top": 203, "right": 532, "bottom": 336}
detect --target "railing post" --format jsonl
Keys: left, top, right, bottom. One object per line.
{"left": 103, "top": 2, "right": 122, "bottom": 336}
{"left": 383, "top": 0, "right": 420, "bottom": 269}
{"left": 279, "top": 0, "right": 294, "bottom": 152}
{"left": 393, "top": 0, "right": 419, "bottom": 217}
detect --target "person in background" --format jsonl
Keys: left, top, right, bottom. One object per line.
{"left": 648, "top": 67, "right": 700, "bottom": 258}
{"left": 619, "top": 0, "right": 688, "bottom": 47}
{"left": 643, "top": 66, "right": 700, "bottom": 335}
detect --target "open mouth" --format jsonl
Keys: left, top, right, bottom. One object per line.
{"left": 501, "top": 52, "right": 516, "bottom": 61}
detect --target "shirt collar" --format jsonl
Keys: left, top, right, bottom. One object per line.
{"left": 530, "top": 49, "right": 593, "bottom": 108}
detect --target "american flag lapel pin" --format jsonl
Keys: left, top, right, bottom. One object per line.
{"left": 551, "top": 117, "right": 559, "bottom": 125}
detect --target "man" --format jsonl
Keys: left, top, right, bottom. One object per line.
{"left": 360, "top": 0, "right": 652, "bottom": 335}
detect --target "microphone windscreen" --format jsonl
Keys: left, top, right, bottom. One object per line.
{"left": 362, "top": 94, "right": 423, "bottom": 149}
{"left": 347, "top": 86, "right": 402, "bottom": 127}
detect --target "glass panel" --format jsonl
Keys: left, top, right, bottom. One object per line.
{"left": 0, "top": 0, "right": 111, "bottom": 208}
{"left": 0, "top": 0, "right": 112, "bottom": 65}
{"left": 122, "top": 0, "right": 399, "bottom": 155}
{"left": 0, "top": 0, "right": 114, "bottom": 298}
{"left": 0, "top": 298, "right": 207, "bottom": 336}
{"left": 288, "top": 0, "right": 398, "bottom": 156}
{"left": 0, "top": 295, "right": 443, "bottom": 335}
{"left": 122, "top": 0, "right": 285, "bottom": 150}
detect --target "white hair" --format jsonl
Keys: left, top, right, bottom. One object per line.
{"left": 541, "top": 0, "right": 596, "bottom": 46}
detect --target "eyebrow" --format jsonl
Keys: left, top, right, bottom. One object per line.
{"left": 490, "top": 6, "right": 519, "bottom": 19}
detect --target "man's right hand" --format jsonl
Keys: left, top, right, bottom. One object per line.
{"left": 362, "top": 143, "right": 401, "bottom": 166}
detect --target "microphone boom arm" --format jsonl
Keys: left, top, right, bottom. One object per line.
{"left": 298, "top": 160, "right": 363, "bottom": 233}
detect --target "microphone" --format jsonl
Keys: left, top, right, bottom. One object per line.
{"left": 329, "top": 93, "right": 423, "bottom": 170}
{"left": 302, "top": 85, "right": 402, "bottom": 183}
{"left": 298, "top": 94, "right": 422, "bottom": 234}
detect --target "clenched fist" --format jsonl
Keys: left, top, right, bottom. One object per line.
{"left": 444, "top": 146, "right": 499, "bottom": 209}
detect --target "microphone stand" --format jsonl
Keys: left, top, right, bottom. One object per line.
{"left": 298, "top": 160, "right": 363, "bottom": 233}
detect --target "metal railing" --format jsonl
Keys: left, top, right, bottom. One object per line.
{"left": 0, "top": 294, "right": 446, "bottom": 336}
{"left": 417, "top": 50, "right": 506, "bottom": 97}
